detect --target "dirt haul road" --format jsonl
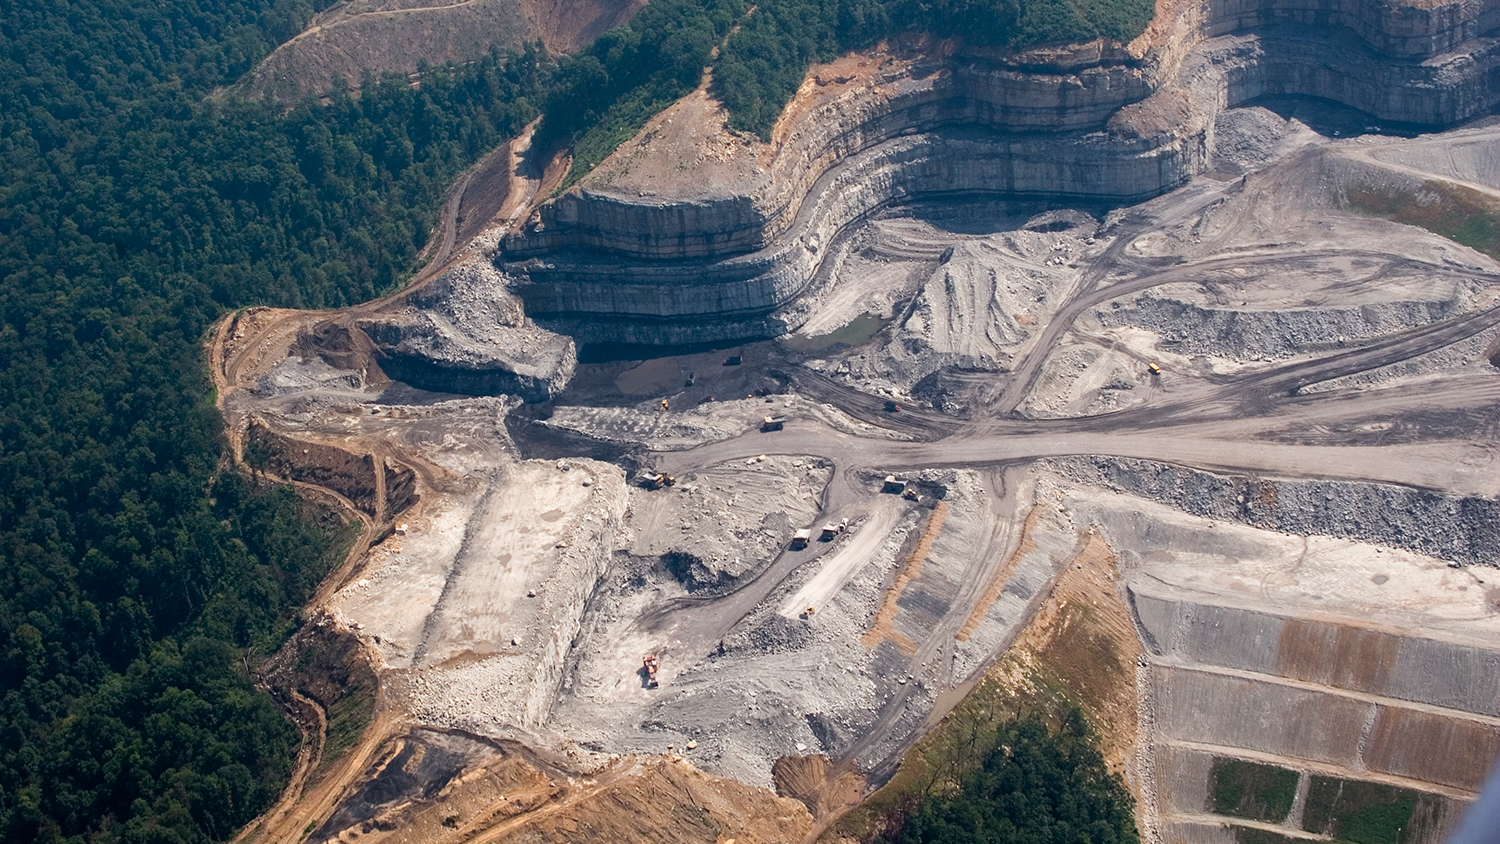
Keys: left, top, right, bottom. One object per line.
{"left": 218, "top": 118, "right": 1500, "bottom": 843}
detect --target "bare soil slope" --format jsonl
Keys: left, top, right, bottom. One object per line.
{"left": 303, "top": 738, "right": 814, "bottom": 844}
{"left": 242, "top": 0, "right": 639, "bottom": 101}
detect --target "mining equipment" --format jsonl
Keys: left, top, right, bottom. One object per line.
{"left": 1148, "top": 361, "right": 1162, "bottom": 375}
{"left": 659, "top": 398, "right": 670, "bottom": 411}
{"left": 762, "top": 415, "right": 786, "bottom": 432}
{"left": 791, "top": 528, "right": 812, "bottom": 549}
{"left": 638, "top": 470, "right": 676, "bottom": 490}
{"left": 643, "top": 654, "right": 659, "bottom": 688}
{"left": 820, "top": 517, "right": 849, "bottom": 540}
{"left": 723, "top": 355, "right": 742, "bottom": 366}
{"left": 882, "top": 474, "right": 910, "bottom": 494}
{"left": 884, "top": 400, "right": 901, "bottom": 412}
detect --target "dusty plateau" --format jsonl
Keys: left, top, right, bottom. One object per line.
{"left": 217, "top": 1, "right": 1500, "bottom": 842}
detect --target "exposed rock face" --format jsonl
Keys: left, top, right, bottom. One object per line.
{"left": 362, "top": 263, "right": 576, "bottom": 401}
{"left": 506, "top": 61, "right": 1156, "bottom": 261}
{"left": 1103, "top": 293, "right": 1466, "bottom": 360}
{"left": 500, "top": 0, "right": 1500, "bottom": 345}
{"left": 1054, "top": 455, "right": 1500, "bottom": 567}
{"left": 1202, "top": 0, "right": 1494, "bottom": 57}
{"left": 361, "top": 315, "right": 576, "bottom": 401}
{"left": 1207, "top": 27, "right": 1500, "bottom": 126}
{"left": 510, "top": 133, "right": 1191, "bottom": 345}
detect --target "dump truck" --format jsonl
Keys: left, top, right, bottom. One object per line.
{"left": 762, "top": 415, "right": 786, "bottom": 432}
{"left": 882, "top": 474, "right": 910, "bottom": 494}
{"left": 884, "top": 400, "right": 901, "bottom": 412}
{"left": 820, "top": 517, "right": 849, "bottom": 540}
{"left": 791, "top": 528, "right": 812, "bottom": 549}
{"left": 637, "top": 470, "right": 676, "bottom": 490}
{"left": 1148, "top": 361, "right": 1162, "bottom": 375}
{"left": 643, "top": 654, "right": 659, "bottom": 688}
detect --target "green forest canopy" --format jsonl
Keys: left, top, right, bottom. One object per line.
{"left": 879, "top": 709, "right": 1140, "bottom": 844}
{"left": 0, "top": 0, "right": 1153, "bottom": 841}
{"left": 0, "top": 0, "right": 548, "bottom": 840}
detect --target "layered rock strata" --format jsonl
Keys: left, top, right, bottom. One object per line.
{"left": 361, "top": 263, "right": 576, "bottom": 401}
{"left": 505, "top": 60, "right": 1155, "bottom": 261}
{"left": 497, "top": 0, "right": 1500, "bottom": 345}
{"left": 360, "top": 315, "right": 576, "bottom": 401}
{"left": 509, "top": 131, "right": 1189, "bottom": 345}
{"left": 1201, "top": 0, "right": 1497, "bottom": 57}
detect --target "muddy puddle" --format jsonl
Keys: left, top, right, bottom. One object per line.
{"left": 781, "top": 313, "right": 890, "bottom": 353}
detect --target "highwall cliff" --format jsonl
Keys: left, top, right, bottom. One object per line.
{"left": 497, "top": 0, "right": 1500, "bottom": 345}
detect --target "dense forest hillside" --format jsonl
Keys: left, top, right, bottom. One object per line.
{"left": 881, "top": 710, "right": 1139, "bottom": 844}
{"left": 0, "top": 2, "right": 547, "bottom": 841}
{"left": 0, "top": 0, "right": 1153, "bottom": 841}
